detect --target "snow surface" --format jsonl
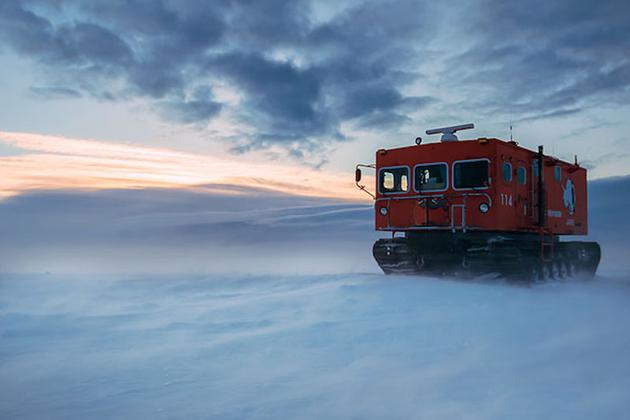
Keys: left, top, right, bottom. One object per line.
{"left": 1, "top": 178, "right": 630, "bottom": 419}
{"left": 2, "top": 273, "right": 630, "bottom": 420}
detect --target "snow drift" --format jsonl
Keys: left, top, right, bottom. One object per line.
{"left": 1, "top": 176, "right": 628, "bottom": 275}
{"left": 1, "top": 177, "right": 630, "bottom": 419}
{"left": 0, "top": 185, "right": 377, "bottom": 274}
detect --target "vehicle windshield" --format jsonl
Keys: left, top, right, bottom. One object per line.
{"left": 454, "top": 160, "right": 489, "bottom": 189}
{"left": 379, "top": 167, "right": 409, "bottom": 194}
{"left": 415, "top": 163, "right": 447, "bottom": 191}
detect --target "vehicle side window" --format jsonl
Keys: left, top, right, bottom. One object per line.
{"left": 517, "top": 167, "right": 526, "bottom": 184}
{"left": 414, "top": 163, "right": 447, "bottom": 191}
{"left": 454, "top": 160, "right": 489, "bottom": 189}
{"left": 554, "top": 166, "right": 561, "bottom": 182}
{"left": 379, "top": 167, "right": 409, "bottom": 194}
{"left": 503, "top": 162, "right": 512, "bottom": 182}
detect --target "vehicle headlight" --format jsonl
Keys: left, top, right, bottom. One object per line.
{"left": 479, "top": 203, "right": 489, "bottom": 213}
{"left": 380, "top": 207, "right": 388, "bottom": 216}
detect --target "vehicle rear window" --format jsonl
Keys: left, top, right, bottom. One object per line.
{"left": 414, "top": 163, "right": 447, "bottom": 191}
{"left": 454, "top": 160, "right": 489, "bottom": 189}
{"left": 379, "top": 167, "right": 409, "bottom": 194}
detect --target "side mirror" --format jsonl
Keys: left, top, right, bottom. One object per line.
{"left": 355, "top": 168, "right": 362, "bottom": 183}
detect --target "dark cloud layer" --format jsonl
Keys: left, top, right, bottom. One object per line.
{"left": 209, "top": 52, "right": 329, "bottom": 142}
{"left": 451, "top": 0, "right": 630, "bottom": 120}
{"left": 1, "top": 0, "right": 628, "bottom": 149}
{"left": 0, "top": 0, "right": 430, "bottom": 151}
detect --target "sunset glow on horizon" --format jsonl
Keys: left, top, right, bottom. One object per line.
{"left": 0, "top": 131, "right": 369, "bottom": 201}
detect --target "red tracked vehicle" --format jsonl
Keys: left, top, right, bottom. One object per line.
{"left": 355, "top": 123, "right": 600, "bottom": 280}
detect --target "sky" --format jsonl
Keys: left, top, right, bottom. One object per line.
{"left": 0, "top": 0, "right": 629, "bottom": 199}
{"left": 2, "top": 5, "right": 630, "bottom": 415}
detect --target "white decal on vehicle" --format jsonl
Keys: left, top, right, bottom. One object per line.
{"left": 500, "top": 193, "right": 513, "bottom": 207}
{"left": 547, "top": 210, "right": 562, "bottom": 218}
{"left": 563, "top": 179, "right": 576, "bottom": 215}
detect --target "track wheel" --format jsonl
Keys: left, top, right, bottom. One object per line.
{"left": 416, "top": 256, "right": 425, "bottom": 270}
{"left": 552, "top": 259, "right": 566, "bottom": 280}
{"left": 564, "top": 256, "right": 575, "bottom": 278}
{"left": 530, "top": 263, "right": 545, "bottom": 282}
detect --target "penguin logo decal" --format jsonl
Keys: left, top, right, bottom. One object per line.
{"left": 563, "top": 179, "right": 576, "bottom": 215}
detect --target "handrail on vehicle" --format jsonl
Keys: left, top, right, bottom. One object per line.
{"left": 375, "top": 192, "right": 493, "bottom": 208}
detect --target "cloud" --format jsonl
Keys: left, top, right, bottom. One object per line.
{"left": 208, "top": 52, "right": 331, "bottom": 142}
{"left": 1, "top": 0, "right": 628, "bottom": 154}
{"left": 446, "top": 0, "right": 630, "bottom": 119}
{"left": 0, "top": 0, "right": 433, "bottom": 152}
{"left": 160, "top": 86, "right": 222, "bottom": 123}
{"left": 0, "top": 2, "right": 133, "bottom": 68}
{"left": 514, "top": 108, "right": 583, "bottom": 123}
{"left": 0, "top": 131, "right": 367, "bottom": 200}
{"left": 29, "top": 86, "right": 82, "bottom": 99}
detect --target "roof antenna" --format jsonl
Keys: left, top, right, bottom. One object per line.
{"left": 508, "top": 121, "right": 518, "bottom": 145}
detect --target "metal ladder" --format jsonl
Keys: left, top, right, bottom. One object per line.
{"left": 539, "top": 229, "right": 554, "bottom": 262}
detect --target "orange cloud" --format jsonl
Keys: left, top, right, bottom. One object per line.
{"left": 0, "top": 131, "right": 370, "bottom": 201}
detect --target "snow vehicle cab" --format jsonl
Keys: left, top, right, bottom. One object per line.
{"left": 355, "top": 123, "right": 600, "bottom": 280}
